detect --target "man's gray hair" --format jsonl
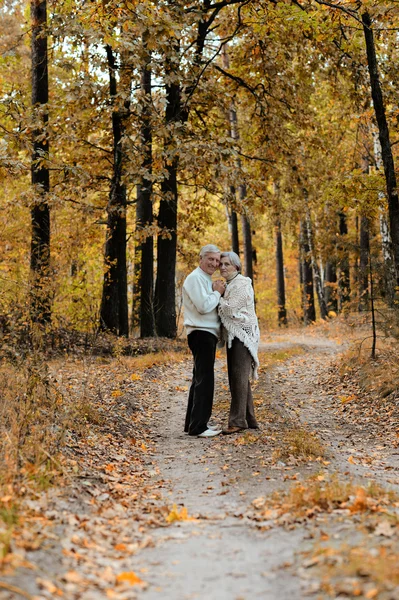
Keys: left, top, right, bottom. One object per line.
{"left": 221, "top": 251, "right": 241, "bottom": 272}
{"left": 199, "top": 244, "right": 220, "bottom": 258}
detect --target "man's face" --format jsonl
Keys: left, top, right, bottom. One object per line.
{"left": 199, "top": 252, "right": 220, "bottom": 275}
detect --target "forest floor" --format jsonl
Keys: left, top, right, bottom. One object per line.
{"left": 2, "top": 324, "right": 399, "bottom": 600}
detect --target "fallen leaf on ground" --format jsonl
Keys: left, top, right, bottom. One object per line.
{"left": 116, "top": 571, "right": 145, "bottom": 586}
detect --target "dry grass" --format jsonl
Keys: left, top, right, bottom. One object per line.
{"left": 0, "top": 359, "right": 64, "bottom": 490}
{"left": 117, "top": 349, "right": 188, "bottom": 372}
{"left": 0, "top": 356, "right": 67, "bottom": 556}
{"left": 313, "top": 544, "right": 399, "bottom": 598}
{"left": 279, "top": 475, "right": 395, "bottom": 517}
{"left": 339, "top": 331, "right": 399, "bottom": 398}
{"left": 257, "top": 346, "right": 304, "bottom": 373}
{"left": 272, "top": 428, "right": 326, "bottom": 462}
{"left": 251, "top": 474, "right": 397, "bottom": 525}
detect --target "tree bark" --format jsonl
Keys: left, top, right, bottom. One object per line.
{"left": 275, "top": 219, "right": 287, "bottom": 326}
{"left": 305, "top": 209, "right": 328, "bottom": 319}
{"left": 363, "top": 12, "right": 399, "bottom": 283}
{"left": 373, "top": 130, "right": 396, "bottom": 304}
{"left": 135, "top": 35, "right": 155, "bottom": 338}
{"left": 99, "top": 45, "right": 129, "bottom": 336}
{"left": 300, "top": 219, "right": 316, "bottom": 324}
{"left": 154, "top": 52, "right": 180, "bottom": 337}
{"left": 324, "top": 258, "right": 338, "bottom": 313}
{"left": 240, "top": 192, "right": 253, "bottom": 280}
{"left": 228, "top": 97, "right": 253, "bottom": 280}
{"left": 338, "top": 211, "right": 351, "bottom": 310}
{"left": 227, "top": 186, "right": 240, "bottom": 255}
{"left": 358, "top": 215, "right": 370, "bottom": 312}
{"left": 31, "top": 0, "right": 51, "bottom": 324}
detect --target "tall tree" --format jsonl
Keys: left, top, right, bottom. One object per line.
{"left": 337, "top": 211, "right": 350, "bottom": 311}
{"left": 300, "top": 219, "right": 316, "bottom": 324}
{"left": 226, "top": 189, "right": 240, "bottom": 255}
{"left": 30, "top": 0, "right": 51, "bottom": 324}
{"left": 275, "top": 218, "right": 287, "bottom": 326}
{"left": 99, "top": 46, "right": 129, "bottom": 336}
{"left": 358, "top": 215, "right": 370, "bottom": 312}
{"left": 136, "top": 34, "right": 155, "bottom": 338}
{"left": 154, "top": 44, "right": 180, "bottom": 338}
{"left": 305, "top": 208, "right": 328, "bottom": 320}
{"left": 154, "top": 1, "right": 250, "bottom": 337}
{"left": 362, "top": 12, "right": 399, "bottom": 284}
{"left": 228, "top": 97, "right": 253, "bottom": 280}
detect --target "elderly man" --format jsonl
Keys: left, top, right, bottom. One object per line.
{"left": 182, "top": 244, "right": 225, "bottom": 438}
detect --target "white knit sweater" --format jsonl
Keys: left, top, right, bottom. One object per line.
{"left": 182, "top": 267, "right": 221, "bottom": 338}
{"left": 218, "top": 274, "right": 260, "bottom": 378}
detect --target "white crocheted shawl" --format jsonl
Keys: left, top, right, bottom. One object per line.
{"left": 218, "top": 274, "right": 260, "bottom": 379}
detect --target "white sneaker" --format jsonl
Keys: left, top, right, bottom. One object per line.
{"left": 207, "top": 424, "right": 219, "bottom": 431}
{"left": 197, "top": 428, "right": 222, "bottom": 438}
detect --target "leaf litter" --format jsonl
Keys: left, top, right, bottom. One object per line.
{"left": 4, "top": 330, "right": 399, "bottom": 599}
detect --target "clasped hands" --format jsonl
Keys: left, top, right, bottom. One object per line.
{"left": 212, "top": 279, "right": 226, "bottom": 295}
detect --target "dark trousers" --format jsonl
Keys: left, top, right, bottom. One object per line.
{"left": 227, "top": 338, "right": 258, "bottom": 429}
{"left": 185, "top": 331, "right": 217, "bottom": 436}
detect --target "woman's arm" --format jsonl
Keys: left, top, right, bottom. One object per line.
{"left": 219, "top": 279, "right": 253, "bottom": 318}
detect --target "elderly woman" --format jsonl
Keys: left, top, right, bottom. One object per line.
{"left": 218, "top": 251, "right": 260, "bottom": 434}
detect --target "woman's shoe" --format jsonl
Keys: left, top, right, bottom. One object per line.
{"left": 222, "top": 426, "right": 244, "bottom": 435}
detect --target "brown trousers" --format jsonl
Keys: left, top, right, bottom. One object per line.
{"left": 226, "top": 338, "right": 259, "bottom": 429}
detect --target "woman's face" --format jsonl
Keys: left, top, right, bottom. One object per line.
{"left": 219, "top": 256, "right": 237, "bottom": 279}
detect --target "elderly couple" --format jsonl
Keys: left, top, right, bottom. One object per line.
{"left": 182, "top": 244, "right": 260, "bottom": 438}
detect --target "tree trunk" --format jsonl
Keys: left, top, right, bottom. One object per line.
{"left": 135, "top": 35, "right": 155, "bottom": 338}
{"left": 300, "top": 219, "right": 316, "bottom": 324}
{"left": 31, "top": 0, "right": 51, "bottom": 325}
{"left": 358, "top": 215, "right": 370, "bottom": 312}
{"left": 363, "top": 12, "right": 399, "bottom": 283}
{"left": 239, "top": 190, "right": 253, "bottom": 280}
{"left": 338, "top": 211, "right": 351, "bottom": 310}
{"left": 154, "top": 53, "right": 180, "bottom": 337}
{"left": 373, "top": 130, "right": 396, "bottom": 304}
{"left": 275, "top": 219, "right": 287, "bottom": 326}
{"left": 305, "top": 209, "right": 328, "bottom": 319}
{"left": 229, "top": 104, "right": 253, "bottom": 280}
{"left": 227, "top": 186, "right": 240, "bottom": 255}
{"left": 153, "top": 3, "right": 224, "bottom": 336}
{"left": 324, "top": 258, "right": 338, "bottom": 313}
{"left": 99, "top": 45, "right": 129, "bottom": 336}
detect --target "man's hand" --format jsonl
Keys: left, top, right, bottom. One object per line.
{"left": 213, "top": 279, "right": 226, "bottom": 295}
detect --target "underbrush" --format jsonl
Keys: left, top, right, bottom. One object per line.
{"left": 316, "top": 544, "right": 399, "bottom": 598}
{"left": 251, "top": 472, "right": 397, "bottom": 522}
{"left": 0, "top": 356, "right": 66, "bottom": 557}
{"left": 340, "top": 337, "right": 399, "bottom": 399}
{"left": 272, "top": 428, "right": 326, "bottom": 462}
{"left": 257, "top": 346, "right": 304, "bottom": 373}
{"left": 0, "top": 339, "right": 188, "bottom": 560}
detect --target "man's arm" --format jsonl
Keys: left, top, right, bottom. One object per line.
{"left": 184, "top": 276, "right": 222, "bottom": 314}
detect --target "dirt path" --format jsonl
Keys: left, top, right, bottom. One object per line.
{"left": 3, "top": 331, "right": 399, "bottom": 600}
{"left": 121, "top": 334, "right": 347, "bottom": 600}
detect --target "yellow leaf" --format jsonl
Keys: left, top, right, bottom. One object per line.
{"left": 340, "top": 394, "right": 355, "bottom": 404}
{"left": 111, "top": 389, "right": 123, "bottom": 397}
{"left": 365, "top": 589, "right": 379, "bottom": 599}
{"left": 166, "top": 504, "right": 195, "bottom": 523}
{"left": 131, "top": 373, "right": 142, "bottom": 381}
{"left": 348, "top": 455, "right": 356, "bottom": 464}
{"left": 116, "top": 571, "right": 144, "bottom": 586}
